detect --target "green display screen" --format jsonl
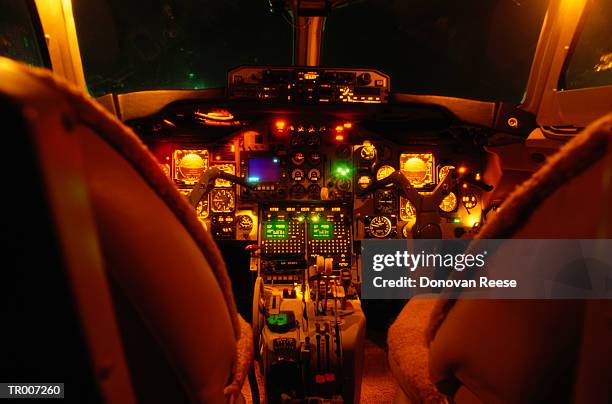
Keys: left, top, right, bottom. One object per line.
{"left": 311, "top": 222, "right": 334, "bottom": 239}
{"left": 264, "top": 222, "right": 287, "bottom": 239}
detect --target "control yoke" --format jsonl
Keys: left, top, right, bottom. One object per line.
{"left": 357, "top": 169, "right": 492, "bottom": 237}
{"left": 188, "top": 167, "right": 256, "bottom": 208}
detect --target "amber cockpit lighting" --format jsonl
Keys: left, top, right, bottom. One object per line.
{"left": 399, "top": 153, "right": 435, "bottom": 188}
{"left": 173, "top": 149, "right": 209, "bottom": 184}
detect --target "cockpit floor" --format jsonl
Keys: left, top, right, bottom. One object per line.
{"left": 242, "top": 339, "right": 397, "bottom": 403}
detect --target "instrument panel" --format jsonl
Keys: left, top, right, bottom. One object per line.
{"left": 139, "top": 106, "right": 488, "bottom": 242}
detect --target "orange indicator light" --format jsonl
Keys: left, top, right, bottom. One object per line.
{"left": 458, "top": 166, "right": 467, "bottom": 174}
{"left": 335, "top": 134, "right": 345, "bottom": 142}
{"left": 343, "top": 122, "right": 353, "bottom": 129}
{"left": 275, "top": 120, "right": 287, "bottom": 131}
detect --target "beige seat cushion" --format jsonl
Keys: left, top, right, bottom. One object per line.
{"left": 389, "top": 113, "right": 612, "bottom": 403}
{"left": 388, "top": 297, "right": 447, "bottom": 404}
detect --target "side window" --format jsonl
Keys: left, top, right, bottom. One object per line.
{"left": 0, "top": 0, "right": 49, "bottom": 67}
{"left": 563, "top": 0, "right": 611, "bottom": 90}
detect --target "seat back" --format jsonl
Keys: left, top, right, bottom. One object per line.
{"left": 427, "top": 113, "right": 612, "bottom": 403}
{"left": 0, "top": 57, "right": 134, "bottom": 403}
{"left": 0, "top": 57, "right": 241, "bottom": 403}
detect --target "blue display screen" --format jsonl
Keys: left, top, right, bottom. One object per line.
{"left": 248, "top": 158, "right": 280, "bottom": 183}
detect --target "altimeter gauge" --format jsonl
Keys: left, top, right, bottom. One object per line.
{"left": 211, "top": 189, "right": 235, "bottom": 212}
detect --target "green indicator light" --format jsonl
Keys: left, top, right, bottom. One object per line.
{"left": 334, "top": 163, "right": 352, "bottom": 178}
{"left": 453, "top": 218, "right": 461, "bottom": 224}
{"left": 267, "top": 314, "right": 288, "bottom": 326}
{"left": 310, "top": 214, "right": 320, "bottom": 223}
{"left": 296, "top": 215, "right": 304, "bottom": 222}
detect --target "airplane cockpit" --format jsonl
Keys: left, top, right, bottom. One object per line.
{"left": 1, "top": 1, "right": 611, "bottom": 403}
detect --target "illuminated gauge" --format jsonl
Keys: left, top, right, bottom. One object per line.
{"left": 237, "top": 215, "right": 254, "bottom": 231}
{"left": 337, "top": 178, "right": 351, "bottom": 192}
{"left": 402, "top": 223, "right": 413, "bottom": 238}
{"left": 213, "top": 164, "right": 235, "bottom": 187}
{"left": 376, "top": 165, "right": 395, "bottom": 181}
{"left": 439, "top": 192, "right": 458, "bottom": 212}
{"left": 400, "top": 198, "right": 417, "bottom": 223}
{"left": 462, "top": 193, "right": 478, "bottom": 209}
{"left": 374, "top": 190, "right": 396, "bottom": 214}
{"left": 291, "top": 152, "right": 306, "bottom": 165}
{"left": 307, "top": 125, "right": 316, "bottom": 133}
{"left": 308, "top": 152, "right": 322, "bottom": 165}
{"left": 173, "top": 149, "right": 208, "bottom": 183}
{"left": 400, "top": 153, "right": 434, "bottom": 188}
{"left": 307, "top": 184, "right": 321, "bottom": 199}
{"left": 360, "top": 143, "right": 377, "bottom": 161}
{"left": 291, "top": 135, "right": 304, "bottom": 147}
{"left": 357, "top": 175, "right": 373, "bottom": 190}
{"left": 210, "top": 189, "right": 235, "bottom": 213}
{"left": 368, "top": 216, "right": 392, "bottom": 238}
{"left": 291, "top": 168, "right": 305, "bottom": 182}
{"left": 180, "top": 189, "right": 209, "bottom": 219}
{"left": 289, "top": 184, "right": 306, "bottom": 199}
{"left": 308, "top": 168, "right": 321, "bottom": 182}
{"left": 306, "top": 134, "right": 320, "bottom": 147}
{"left": 195, "top": 199, "right": 210, "bottom": 219}
{"left": 438, "top": 165, "right": 455, "bottom": 182}
{"left": 297, "top": 125, "right": 305, "bottom": 133}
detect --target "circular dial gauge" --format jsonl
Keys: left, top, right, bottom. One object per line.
{"left": 289, "top": 184, "right": 306, "bottom": 199}
{"left": 337, "top": 178, "right": 351, "bottom": 192}
{"left": 178, "top": 153, "right": 207, "bottom": 181}
{"left": 402, "top": 223, "right": 412, "bottom": 238}
{"left": 438, "top": 165, "right": 455, "bottom": 181}
{"left": 291, "top": 168, "right": 305, "bottom": 182}
{"left": 376, "top": 165, "right": 395, "bottom": 181}
{"left": 306, "top": 134, "right": 320, "bottom": 147}
{"left": 462, "top": 193, "right": 478, "bottom": 209}
{"left": 290, "top": 134, "right": 303, "bottom": 147}
{"left": 374, "top": 190, "right": 396, "bottom": 214}
{"left": 307, "top": 184, "right": 321, "bottom": 199}
{"left": 400, "top": 153, "right": 434, "bottom": 188}
{"left": 291, "top": 152, "right": 306, "bottom": 165}
{"left": 237, "top": 215, "right": 254, "bottom": 231}
{"left": 308, "top": 168, "right": 321, "bottom": 182}
{"left": 360, "top": 144, "right": 377, "bottom": 161}
{"left": 308, "top": 152, "right": 322, "bottom": 165}
{"left": 357, "top": 175, "right": 373, "bottom": 190}
{"left": 439, "top": 192, "right": 458, "bottom": 212}
{"left": 369, "top": 216, "right": 392, "bottom": 238}
{"left": 210, "top": 189, "right": 235, "bottom": 213}
{"left": 196, "top": 199, "right": 210, "bottom": 219}
{"left": 400, "top": 198, "right": 417, "bottom": 222}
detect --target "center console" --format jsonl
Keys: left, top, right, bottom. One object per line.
{"left": 253, "top": 202, "right": 365, "bottom": 403}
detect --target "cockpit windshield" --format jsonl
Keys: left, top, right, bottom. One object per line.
{"left": 72, "top": 0, "right": 292, "bottom": 96}
{"left": 73, "top": 0, "right": 548, "bottom": 103}
{"left": 321, "top": 0, "right": 548, "bottom": 103}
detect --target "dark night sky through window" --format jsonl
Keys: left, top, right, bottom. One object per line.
{"left": 74, "top": 0, "right": 548, "bottom": 103}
